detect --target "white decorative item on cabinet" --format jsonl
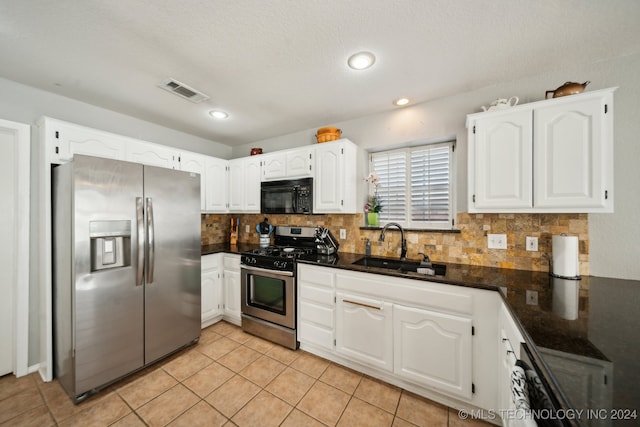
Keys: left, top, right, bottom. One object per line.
{"left": 313, "top": 139, "right": 358, "bottom": 213}
{"left": 204, "top": 157, "right": 229, "bottom": 212}
{"left": 201, "top": 254, "right": 223, "bottom": 328}
{"left": 228, "top": 157, "right": 261, "bottom": 213}
{"left": 336, "top": 292, "right": 393, "bottom": 372}
{"left": 126, "top": 140, "right": 178, "bottom": 169}
{"left": 180, "top": 152, "right": 207, "bottom": 211}
{"left": 222, "top": 254, "right": 241, "bottom": 325}
{"left": 467, "top": 87, "right": 616, "bottom": 213}
{"left": 394, "top": 304, "right": 473, "bottom": 400}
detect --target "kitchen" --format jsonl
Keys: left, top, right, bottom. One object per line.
{"left": 1, "top": 1, "right": 640, "bottom": 426}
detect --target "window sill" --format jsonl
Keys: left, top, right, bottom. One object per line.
{"left": 360, "top": 226, "right": 461, "bottom": 234}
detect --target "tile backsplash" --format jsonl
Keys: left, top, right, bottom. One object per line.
{"left": 202, "top": 212, "right": 589, "bottom": 275}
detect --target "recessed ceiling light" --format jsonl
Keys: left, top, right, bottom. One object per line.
{"left": 347, "top": 51, "right": 376, "bottom": 70}
{"left": 393, "top": 98, "right": 410, "bottom": 106}
{"left": 209, "top": 110, "right": 229, "bottom": 119}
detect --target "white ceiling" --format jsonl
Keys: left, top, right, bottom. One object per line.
{"left": 1, "top": 0, "right": 639, "bottom": 146}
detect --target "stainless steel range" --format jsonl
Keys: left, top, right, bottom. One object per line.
{"left": 240, "top": 225, "right": 338, "bottom": 349}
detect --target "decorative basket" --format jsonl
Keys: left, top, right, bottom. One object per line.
{"left": 316, "top": 127, "right": 341, "bottom": 143}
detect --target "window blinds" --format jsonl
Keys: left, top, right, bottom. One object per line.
{"left": 370, "top": 142, "right": 452, "bottom": 228}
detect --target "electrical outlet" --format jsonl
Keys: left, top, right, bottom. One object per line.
{"left": 339, "top": 229, "right": 346, "bottom": 239}
{"left": 526, "top": 236, "right": 538, "bottom": 251}
{"left": 487, "top": 233, "right": 507, "bottom": 249}
{"left": 245, "top": 224, "right": 250, "bottom": 233}
{"left": 526, "top": 290, "right": 538, "bottom": 306}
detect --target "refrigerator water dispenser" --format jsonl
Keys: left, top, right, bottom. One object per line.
{"left": 90, "top": 220, "right": 131, "bottom": 271}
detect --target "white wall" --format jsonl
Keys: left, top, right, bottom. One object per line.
{"left": 236, "top": 54, "right": 640, "bottom": 281}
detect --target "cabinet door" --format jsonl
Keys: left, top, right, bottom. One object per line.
{"left": 180, "top": 152, "right": 207, "bottom": 211}
{"left": 201, "top": 269, "right": 222, "bottom": 328}
{"left": 49, "top": 121, "right": 126, "bottom": 162}
{"left": 228, "top": 159, "right": 245, "bottom": 212}
{"left": 394, "top": 304, "right": 473, "bottom": 400}
{"left": 336, "top": 292, "right": 393, "bottom": 371}
{"left": 223, "top": 270, "right": 241, "bottom": 325}
{"left": 243, "top": 157, "right": 262, "bottom": 212}
{"left": 471, "top": 110, "right": 533, "bottom": 210}
{"left": 205, "top": 157, "right": 228, "bottom": 212}
{"left": 534, "top": 95, "right": 611, "bottom": 210}
{"left": 127, "top": 140, "right": 178, "bottom": 169}
{"left": 286, "top": 148, "right": 312, "bottom": 178}
{"left": 261, "top": 153, "right": 286, "bottom": 181}
{"left": 314, "top": 143, "right": 344, "bottom": 212}
{"left": 222, "top": 254, "right": 241, "bottom": 325}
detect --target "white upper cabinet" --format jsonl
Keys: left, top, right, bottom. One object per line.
{"left": 228, "top": 157, "right": 261, "bottom": 213}
{"left": 126, "top": 140, "right": 178, "bottom": 169}
{"left": 205, "top": 157, "right": 229, "bottom": 212}
{"left": 534, "top": 94, "right": 611, "bottom": 210}
{"left": 313, "top": 139, "right": 358, "bottom": 213}
{"left": 470, "top": 110, "right": 533, "bottom": 210}
{"left": 286, "top": 147, "right": 312, "bottom": 178}
{"left": 41, "top": 117, "right": 127, "bottom": 163}
{"left": 261, "top": 147, "right": 312, "bottom": 181}
{"left": 179, "top": 152, "right": 207, "bottom": 210}
{"left": 467, "top": 87, "right": 615, "bottom": 213}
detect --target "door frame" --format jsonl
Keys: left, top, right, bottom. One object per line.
{"left": 0, "top": 118, "right": 30, "bottom": 377}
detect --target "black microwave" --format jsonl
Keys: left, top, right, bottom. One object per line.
{"left": 261, "top": 178, "right": 313, "bottom": 214}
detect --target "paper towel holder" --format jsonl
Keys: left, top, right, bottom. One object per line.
{"left": 550, "top": 233, "right": 582, "bottom": 280}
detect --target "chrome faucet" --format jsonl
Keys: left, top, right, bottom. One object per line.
{"left": 378, "top": 222, "right": 407, "bottom": 260}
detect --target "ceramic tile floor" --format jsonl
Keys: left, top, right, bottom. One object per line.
{"left": 0, "top": 321, "right": 492, "bottom": 427}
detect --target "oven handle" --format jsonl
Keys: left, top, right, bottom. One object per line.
{"left": 241, "top": 264, "right": 294, "bottom": 277}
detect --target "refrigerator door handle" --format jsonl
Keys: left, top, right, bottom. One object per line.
{"left": 146, "top": 197, "right": 155, "bottom": 284}
{"left": 136, "top": 197, "right": 144, "bottom": 287}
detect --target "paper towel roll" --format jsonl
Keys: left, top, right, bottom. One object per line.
{"left": 552, "top": 235, "right": 580, "bottom": 278}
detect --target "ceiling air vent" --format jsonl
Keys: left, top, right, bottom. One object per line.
{"left": 159, "top": 78, "right": 210, "bottom": 103}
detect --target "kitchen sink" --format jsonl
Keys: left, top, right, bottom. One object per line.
{"left": 352, "top": 257, "right": 446, "bottom": 276}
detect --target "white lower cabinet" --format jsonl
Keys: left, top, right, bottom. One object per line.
{"left": 201, "top": 254, "right": 223, "bottom": 328}
{"left": 298, "top": 264, "right": 335, "bottom": 350}
{"left": 394, "top": 304, "right": 473, "bottom": 400}
{"left": 297, "top": 264, "right": 498, "bottom": 410}
{"left": 336, "top": 292, "right": 393, "bottom": 372}
{"left": 222, "top": 254, "right": 242, "bottom": 325}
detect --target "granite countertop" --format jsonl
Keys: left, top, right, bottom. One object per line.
{"left": 203, "top": 244, "right": 640, "bottom": 418}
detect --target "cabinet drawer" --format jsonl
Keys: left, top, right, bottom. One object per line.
{"left": 299, "top": 319, "right": 334, "bottom": 350}
{"left": 223, "top": 254, "right": 240, "bottom": 271}
{"left": 298, "top": 264, "right": 335, "bottom": 288}
{"left": 299, "top": 283, "right": 334, "bottom": 306}
{"left": 300, "top": 301, "right": 334, "bottom": 328}
{"left": 202, "top": 254, "right": 219, "bottom": 271}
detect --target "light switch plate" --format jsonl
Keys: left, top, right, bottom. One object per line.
{"left": 245, "top": 224, "right": 250, "bottom": 233}
{"left": 487, "top": 233, "right": 507, "bottom": 249}
{"left": 339, "top": 229, "right": 346, "bottom": 239}
{"left": 526, "top": 236, "right": 538, "bottom": 251}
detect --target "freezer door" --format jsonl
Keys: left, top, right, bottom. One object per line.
{"left": 71, "top": 155, "right": 144, "bottom": 396}
{"left": 143, "top": 165, "right": 201, "bottom": 364}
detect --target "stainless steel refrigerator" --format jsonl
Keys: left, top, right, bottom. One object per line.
{"left": 52, "top": 155, "right": 201, "bottom": 402}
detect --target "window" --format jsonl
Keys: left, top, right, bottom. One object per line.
{"left": 369, "top": 141, "right": 454, "bottom": 229}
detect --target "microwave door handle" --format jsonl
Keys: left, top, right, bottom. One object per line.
{"left": 293, "top": 186, "right": 298, "bottom": 213}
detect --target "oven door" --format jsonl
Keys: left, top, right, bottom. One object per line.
{"left": 241, "top": 265, "right": 295, "bottom": 329}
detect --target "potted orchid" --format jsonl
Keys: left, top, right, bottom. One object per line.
{"left": 364, "top": 172, "right": 382, "bottom": 226}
